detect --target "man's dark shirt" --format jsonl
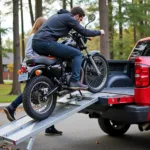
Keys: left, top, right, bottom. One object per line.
{"left": 33, "top": 9, "right": 101, "bottom": 42}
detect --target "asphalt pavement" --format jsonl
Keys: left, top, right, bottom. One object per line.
{"left": 0, "top": 107, "right": 150, "bottom": 150}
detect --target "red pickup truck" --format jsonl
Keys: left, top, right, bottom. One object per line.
{"left": 82, "top": 37, "right": 150, "bottom": 136}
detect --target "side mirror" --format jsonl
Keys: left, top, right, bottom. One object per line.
{"left": 85, "top": 14, "right": 96, "bottom": 29}
{"left": 88, "top": 14, "right": 96, "bottom": 23}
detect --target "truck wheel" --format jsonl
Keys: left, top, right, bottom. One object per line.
{"left": 98, "top": 118, "right": 130, "bottom": 136}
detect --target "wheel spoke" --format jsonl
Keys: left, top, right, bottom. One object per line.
{"left": 85, "top": 55, "right": 108, "bottom": 90}
{"left": 30, "top": 81, "right": 53, "bottom": 114}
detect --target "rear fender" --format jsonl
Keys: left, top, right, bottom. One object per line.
{"left": 28, "top": 65, "right": 46, "bottom": 79}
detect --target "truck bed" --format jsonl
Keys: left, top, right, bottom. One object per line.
{"left": 85, "top": 87, "right": 150, "bottom": 124}
{"left": 102, "top": 87, "right": 134, "bottom": 96}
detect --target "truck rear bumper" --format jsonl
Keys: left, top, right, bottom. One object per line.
{"left": 101, "top": 105, "right": 150, "bottom": 124}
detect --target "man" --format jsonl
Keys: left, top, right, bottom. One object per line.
{"left": 32, "top": 6, "right": 105, "bottom": 90}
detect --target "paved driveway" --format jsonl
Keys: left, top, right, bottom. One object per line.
{"left": 0, "top": 111, "right": 150, "bottom": 150}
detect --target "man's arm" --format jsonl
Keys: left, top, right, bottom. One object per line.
{"left": 67, "top": 17, "right": 101, "bottom": 37}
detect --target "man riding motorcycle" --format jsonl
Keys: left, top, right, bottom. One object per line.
{"left": 32, "top": 6, "right": 105, "bottom": 90}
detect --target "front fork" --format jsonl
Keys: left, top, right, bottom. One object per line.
{"left": 80, "top": 38, "right": 101, "bottom": 76}
{"left": 88, "top": 55, "right": 101, "bottom": 76}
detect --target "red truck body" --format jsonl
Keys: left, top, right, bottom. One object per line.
{"left": 82, "top": 37, "right": 150, "bottom": 136}
{"left": 134, "top": 57, "right": 150, "bottom": 106}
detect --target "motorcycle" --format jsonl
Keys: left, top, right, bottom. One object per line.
{"left": 18, "top": 14, "right": 109, "bottom": 120}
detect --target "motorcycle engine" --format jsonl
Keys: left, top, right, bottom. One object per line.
{"left": 63, "top": 73, "right": 72, "bottom": 85}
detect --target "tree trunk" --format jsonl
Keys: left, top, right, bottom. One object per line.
{"left": 132, "top": 0, "right": 136, "bottom": 43}
{"left": 108, "top": 0, "right": 114, "bottom": 59}
{"left": 20, "top": 0, "right": 25, "bottom": 61}
{"left": 118, "top": 0, "right": 123, "bottom": 59}
{"left": 139, "top": 0, "right": 144, "bottom": 38}
{"left": 28, "top": 0, "right": 34, "bottom": 25}
{"left": 70, "top": 0, "right": 73, "bottom": 9}
{"left": 0, "top": 27, "right": 3, "bottom": 84}
{"left": 10, "top": 0, "right": 21, "bottom": 95}
{"left": 99, "top": 0, "right": 110, "bottom": 59}
{"left": 63, "top": 0, "right": 66, "bottom": 9}
{"left": 35, "top": 0, "right": 42, "bottom": 20}
{"left": 133, "top": 26, "right": 136, "bottom": 43}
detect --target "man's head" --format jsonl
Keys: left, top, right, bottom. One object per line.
{"left": 71, "top": 7, "right": 85, "bottom": 22}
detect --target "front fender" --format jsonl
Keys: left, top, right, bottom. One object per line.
{"left": 82, "top": 50, "right": 101, "bottom": 69}
{"left": 28, "top": 65, "right": 46, "bottom": 79}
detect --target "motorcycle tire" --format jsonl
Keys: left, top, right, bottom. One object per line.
{"left": 23, "top": 76, "right": 57, "bottom": 120}
{"left": 84, "top": 53, "right": 109, "bottom": 93}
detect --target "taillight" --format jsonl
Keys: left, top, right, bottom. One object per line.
{"left": 135, "top": 64, "right": 149, "bottom": 87}
{"left": 20, "top": 66, "right": 27, "bottom": 73}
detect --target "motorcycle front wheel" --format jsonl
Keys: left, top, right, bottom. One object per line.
{"left": 84, "top": 53, "right": 109, "bottom": 93}
{"left": 23, "top": 76, "right": 57, "bottom": 120}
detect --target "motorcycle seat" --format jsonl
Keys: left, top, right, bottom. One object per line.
{"left": 26, "top": 56, "right": 58, "bottom": 66}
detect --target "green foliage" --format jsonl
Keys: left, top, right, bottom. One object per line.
{"left": 126, "top": 0, "right": 150, "bottom": 37}
{"left": 0, "top": 84, "right": 25, "bottom": 103}
{"left": 1, "top": 37, "right": 13, "bottom": 57}
{"left": 113, "top": 28, "right": 135, "bottom": 59}
{"left": 2, "top": 0, "right": 150, "bottom": 61}
{"left": 3, "top": 37, "right": 13, "bottom": 50}
{"left": 87, "top": 36, "right": 100, "bottom": 51}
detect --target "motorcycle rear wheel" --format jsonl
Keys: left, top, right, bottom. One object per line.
{"left": 84, "top": 53, "right": 109, "bottom": 93}
{"left": 23, "top": 76, "right": 57, "bottom": 120}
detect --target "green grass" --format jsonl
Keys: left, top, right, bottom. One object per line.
{"left": 0, "top": 84, "right": 25, "bottom": 103}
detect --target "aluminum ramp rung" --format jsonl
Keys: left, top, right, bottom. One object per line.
{"left": 0, "top": 91, "right": 102, "bottom": 145}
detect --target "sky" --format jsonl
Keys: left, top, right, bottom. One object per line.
{"left": 1, "top": 0, "right": 98, "bottom": 44}
{"left": 0, "top": 0, "right": 62, "bottom": 42}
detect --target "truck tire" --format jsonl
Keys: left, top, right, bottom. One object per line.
{"left": 98, "top": 118, "right": 130, "bottom": 136}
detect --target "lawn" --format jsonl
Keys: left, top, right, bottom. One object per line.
{"left": 0, "top": 83, "right": 25, "bottom": 103}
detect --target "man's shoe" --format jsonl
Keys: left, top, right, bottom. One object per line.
{"left": 69, "top": 81, "right": 88, "bottom": 90}
{"left": 45, "top": 127, "right": 62, "bottom": 135}
{"left": 4, "top": 105, "right": 16, "bottom": 122}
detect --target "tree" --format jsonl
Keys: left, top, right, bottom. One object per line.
{"left": 7, "top": 63, "right": 13, "bottom": 72}
{"left": 0, "top": 12, "right": 3, "bottom": 84}
{"left": 63, "top": 0, "right": 66, "bottom": 9}
{"left": 20, "top": 0, "right": 25, "bottom": 61}
{"left": 0, "top": 28, "right": 3, "bottom": 84}
{"left": 108, "top": 0, "right": 114, "bottom": 59}
{"left": 0, "top": 10, "right": 9, "bottom": 84}
{"left": 28, "top": 0, "right": 34, "bottom": 25}
{"left": 118, "top": 0, "right": 123, "bottom": 59}
{"left": 10, "top": 0, "right": 21, "bottom": 95}
{"left": 70, "top": 0, "right": 73, "bottom": 8}
{"left": 35, "top": 0, "right": 42, "bottom": 19}
{"left": 99, "top": 0, "right": 110, "bottom": 59}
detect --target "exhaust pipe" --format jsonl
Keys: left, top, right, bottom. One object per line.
{"left": 89, "top": 113, "right": 101, "bottom": 118}
{"left": 58, "top": 90, "right": 72, "bottom": 97}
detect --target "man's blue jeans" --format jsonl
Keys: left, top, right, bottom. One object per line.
{"left": 32, "top": 40, "right": 82, "bottom": 82}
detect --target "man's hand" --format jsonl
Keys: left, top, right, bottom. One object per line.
{"left": 100, "top": 29, "right": 105, "bottom": 36}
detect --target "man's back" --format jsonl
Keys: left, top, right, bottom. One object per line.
{"left": 33, "top": 9, "right": 73, "bottom": 42}
{"left": 33, "top": 9, "right": 101, "bottom": 42}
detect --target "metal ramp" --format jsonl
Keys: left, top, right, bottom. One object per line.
{"left": 0, "top": 91, "right": 105, "bottom": 150}
{"left": 0, "top": 88, "right": 134, "bottom": 150}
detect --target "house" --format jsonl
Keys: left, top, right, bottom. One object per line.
{"left": 3, "top": 53, "right": 14, "bottom": 80}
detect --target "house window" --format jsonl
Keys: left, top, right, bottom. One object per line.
{"left": 3, "top": 65, "right": 8, "bottom": 72}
